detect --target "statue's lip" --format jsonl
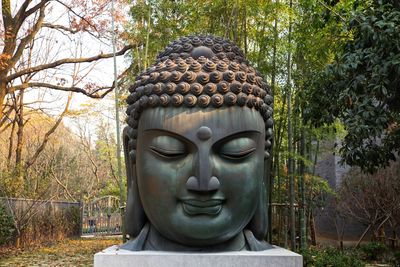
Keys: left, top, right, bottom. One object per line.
{"left": 180, "top": 198, "right": 224, "bottom": 216}
{"left": 180, "top": 199, "right": 224, "bottom": 207}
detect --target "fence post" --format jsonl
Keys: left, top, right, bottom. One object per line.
{"left": 79, "top": 201, "right": 83, "bottom": 237}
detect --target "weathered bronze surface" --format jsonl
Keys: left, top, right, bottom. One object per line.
{"left": 122, "top": 35, "right": 273, "bottom": 252}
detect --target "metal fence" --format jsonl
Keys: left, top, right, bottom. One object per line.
{"left": 81, "top": 196, "right": 122, "bottom": 236}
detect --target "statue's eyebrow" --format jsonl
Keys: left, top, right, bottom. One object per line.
{"left": 213, "top": 130, "right": 260, "bottom": 143}
{"left": 143, "top": 128, "right": 193, "bottom": 144}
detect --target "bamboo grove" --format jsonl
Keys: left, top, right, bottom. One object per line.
{"left": 126, "top": 0, "right": 350, "bottom": 250}
{"left": 126, "top": 0, "right": 400, "bottom": 250}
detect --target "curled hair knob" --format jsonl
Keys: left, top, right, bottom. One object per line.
{"left": 165, "top": 83, "right": 177, "bottom": 95}
{"left": 197, "top": 72, "right": 210, "bottom": 85}
{"left": 237, "top": 93, "right": 247, "bottom": 106}
{"left": 230, "top": 81, "right": 242, "bottom": 94}
{"left": 209, "top": 71, "right": 222, "bottom": 83}
{"left": 204, "top": 83, "right": 217, "bottom": 95}
{"left": 217, "top": 81, "right": 230, "bottom": 94}
{"left": 160, "top": 94, "right": 170, "bottom": 106}
{"left": 177, "top": 82, "right": 190, "bottom": 94}
{"left": 148, "top": 94, "right": 160, "bottom": 107}
{"left": 190, "top": 83, "right": 203, "bottom": 96}
{"left": 211, "top": 94, "right": 224, "bottom": 107}
{"left": 184, "top": 94, "right": 197, "bottom": 107}
{"left": 224, "top": 92, "right": 237, "bottom": 106}
{"left": 153, "top": 83, "right": 165, "bottom": 95}
{"left": 198, "top": 94, "right": 211, "bottom": 107}
{"left": 172, "top": 93, "right": 184, "bottom": 106}
{"left": 223, "top": 70, "right": 235, "bottom": 82}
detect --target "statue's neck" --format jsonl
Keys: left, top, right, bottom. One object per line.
{"left": 144, "top": 224, "right": 247, "bottom": 252}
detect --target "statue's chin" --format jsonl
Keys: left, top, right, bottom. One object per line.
{"left": 146, "top": 224, "right": 247, "bottom": 251}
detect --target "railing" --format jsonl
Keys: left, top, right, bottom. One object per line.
{"left": 81, "top": 195, "right": 122, "bottom": 236}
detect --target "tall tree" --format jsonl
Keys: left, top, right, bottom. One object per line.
{"left": 305, "top": 0, "right": 400, "bottom": 173}
{"left": 286, "top": 0, "right": 295, "bottom": 251}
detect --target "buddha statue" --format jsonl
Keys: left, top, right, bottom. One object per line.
{"left": 121, "top": 35, "right": 274, "bottom": 252}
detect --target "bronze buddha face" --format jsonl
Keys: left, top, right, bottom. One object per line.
{"left": 136, "top": 106, "right": 265, "bottom": 247}
{"left": 122, "top": 35, "right": 273, "bottom": 251}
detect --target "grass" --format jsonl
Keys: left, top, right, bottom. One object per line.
{"left": 0, "top": 237, "right": 122, "bottom": 267}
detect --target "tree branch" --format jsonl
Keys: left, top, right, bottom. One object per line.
{"left": 50, "top": 171, "right": 77, "bottom": 202}
{"left": 25, "top": 93, "right": 72, "bottom": 169}
{"left": 42, "top": 23, "right": 79, "bottom": 34}
{"left": 14, "top": 0, "right": 31, "bottom": 23}
{"left": 7, "top": 44, "right": 133, "bottom": 81}
{"left": 1, "top": 0, "right": 13, "bottom": 31}
{"left": 24, "top": 0, "right": 50, "bottom": 20}
{"left": 9, "top": 82, "right": 113, "bottom": 98}
{"left": 0, "top": 103, "right": 13, "bottom": 129}
{"left": 10, "top": 4, "right": 46, "bottom": 69}
{"left": 54, "top": 0, "right": 97, "bottom": 29}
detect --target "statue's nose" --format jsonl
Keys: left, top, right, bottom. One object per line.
{"left": 186, "top": 145, "right": 220, "bottom": 192}
{"left": 186, "top": 176, "right": 220, "bottom": 191}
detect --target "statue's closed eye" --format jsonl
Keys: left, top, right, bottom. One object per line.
{"left": 150, "top": 146, "right": 186, "bottom": 158}
{"left": 149, "top": 136, "right": 186, "bottom": 158}
{"left": 219, "top": 137, "right": 257, "bottom": 160}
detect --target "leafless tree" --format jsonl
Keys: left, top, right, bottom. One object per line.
{"left": 337, "top": 161, "right": 400, "bottom": 247}
{"left": 0, "top": 0, "right": 133, "bottom": 128}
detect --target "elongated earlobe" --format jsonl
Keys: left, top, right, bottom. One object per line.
{"left": 247, "top": 155, "right": 269, "bottom": 240}
{"left": 247, "top": 183, "right": 268, "bottom": 240}
{"left": 123, "top": 127, "right": 147, "bottom": 238}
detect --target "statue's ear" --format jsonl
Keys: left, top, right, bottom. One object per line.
{"left": 247, "top": 157, "right": 269, "bottom": 240}
{"left": 123, "top": 127, "right": 146, "bottom": 238}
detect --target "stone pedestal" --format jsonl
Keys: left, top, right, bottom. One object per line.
{"left": 94, "top": 245, "right": 302, "bottom": 267}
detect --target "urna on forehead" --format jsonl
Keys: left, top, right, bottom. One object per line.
{"left": 125, "top": 35, "right": 274, "bottom": 155}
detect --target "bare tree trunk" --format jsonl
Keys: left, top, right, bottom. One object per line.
{"left": 7, "top": 116, "right": 16, "bottom": 167}
{"left": 355, "top": 224, "right": 372, "bottom": 248}
{"left": 269, "top": 1, "right": 279, "bottom": 244}
{"left": 0, "top": 82, "right": 6, "bottom": 119}
{"left": 14, "top": 90, "right": 25, "bottom": 185}
{"left": 309, "top": 211, "right": 317, "bottom": 246}
{"left": 15, "top": 91, "right": 24, "bottom": 167}
{"left": 144, "top": 7, "right": 151, "bottom": 70}
{"left": 242, "top": 2, "right": 248, "bottom": 55}
{"left": 299, "top": 126, "right": 307, "bottom": 249}
{"left": 286, "top": 0, "right": 295, "bottom": 251}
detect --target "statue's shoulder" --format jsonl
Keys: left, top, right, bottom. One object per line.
{"left": 119, "top": 224, "right": 150, "bottom": 251}
{"left": 244, "top": 229, "right": 273, "bottom": 251}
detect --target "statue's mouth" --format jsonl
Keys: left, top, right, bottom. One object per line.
{"left": 181, "top": 199, "right": 224, "bottom": 216}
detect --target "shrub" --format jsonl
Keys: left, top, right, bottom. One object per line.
{"left": 360, "top": 242, "right": 387, "bottom": 261}
{"left": 0, "top": 202, "right": 14, "bottom": 245}
{"left": 393, "top": 251, "right": 400, "bottom": 266}
{"left": 301, "top": 247, "right": 364, "bottom": 267}
{"left": 64, "top": 206, "right": 81, "bottom": 236}
{"left": 16, "top": 203, "right": 81, "bottom": 246}
{"left": 385, "top": 250, "right": 400, "bottom": 266}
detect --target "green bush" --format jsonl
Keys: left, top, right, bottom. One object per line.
{"left": 0, "top": 201, "right": 14, "bottom": 245}
{"left": 301, "top": 247, "right": 364, "bottom": 267}
{"left": 360, "top": 242, "right": 387, "bottom": 261}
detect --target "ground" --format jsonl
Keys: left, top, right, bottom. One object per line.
{"left": 0, "top": 237, "right": 121, "bottom": 267}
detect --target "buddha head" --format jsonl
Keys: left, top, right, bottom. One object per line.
{"left": 123, "top": 35, "right": 273, "bottom": 250}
